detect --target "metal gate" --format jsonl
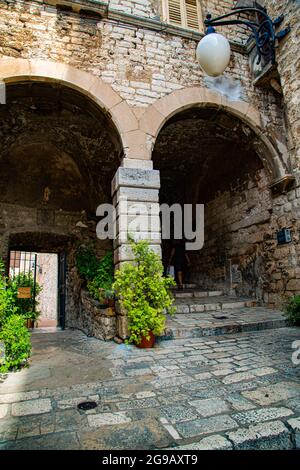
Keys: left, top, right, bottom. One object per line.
{"left": 58, "top": 252, "right": 66, "bottom": 329}
{"left": 9, "top": 250, "right": 38, "bottom": 314}
{"left": 9, "top": 250, "right": 66, "bottom": 328}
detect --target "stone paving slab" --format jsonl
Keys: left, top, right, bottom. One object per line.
{"left": 161, "top": 307, "right": 287, "bottom": 340}
{"left": 0, "top": 327, "right": 299, "bottom": 450}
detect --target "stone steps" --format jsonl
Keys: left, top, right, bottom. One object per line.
{"left": 174, "top": 296, "right": 258, "bottom": 314}
{"left": 173, "top": 289, "right": 224, "bottom": 299}
{"left": 160, "top": 306, "right": 287, "bottom": 341}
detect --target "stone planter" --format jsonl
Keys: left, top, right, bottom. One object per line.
{"left": 80, "top": 290, "right": 117, "bottom": 341}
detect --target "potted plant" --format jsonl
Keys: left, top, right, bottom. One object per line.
{"left": 25, "top": 310, "right": 41, "bottom": 329}
{"left": 113, "top": 238, "right": 176, "bottom": 348}
{"left": 105, "top": 289, "right": 115, "bottom": 308}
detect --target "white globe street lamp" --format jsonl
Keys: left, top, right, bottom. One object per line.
{"left": 196, "top": 9, "right": 291, "bottom": 78}
{"left": 196, "top": 31, "right": 231, "bottom": 77}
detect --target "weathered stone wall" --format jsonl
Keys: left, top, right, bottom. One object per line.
{"left": 0, "top": 202, "right": 113, "bottom": 326}
{"left": 79, "top": 290, "right": 117, "bottom": 340}
{"left": 263, "top": 0, "right": 300, "bottom": 170}
{"left": 0, "top": 0, "right": 299, "bottom": 313}
{"left": 0, "top": 0, "right": 283, "bottom": 120}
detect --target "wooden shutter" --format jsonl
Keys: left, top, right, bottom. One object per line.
{"left": 165, "top": 0, "right": 202, "bottom": 32}
{"left": 184, "top": 0, "right": 200, "bottom": 31}
{"left": 168, "top": 0, "right": 182, "bottom": 27}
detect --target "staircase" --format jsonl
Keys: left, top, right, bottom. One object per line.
{"left": 159, "top": 285, "right": 287, "bottom": 341}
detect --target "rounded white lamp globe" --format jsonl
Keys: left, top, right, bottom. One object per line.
{"left": 196, "top": 32, "right": 231, "bottom": 77}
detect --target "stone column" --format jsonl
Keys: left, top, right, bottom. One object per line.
{"left": 111, "top": 159, "right": 161, "bottom": 339}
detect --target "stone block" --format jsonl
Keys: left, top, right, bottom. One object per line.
{"left": 242, "top": 381, "right": 300, "bottom": 406}
{"left": 110, "top": 100, "right": 138, "bottom": 133}
{"left": 122, "top": 129, "right": 152, "bottom": 160}
{"left": 122, "top": 158, "right": 153, "bottom": 170}
{"left": 226, "top": 420, "right": 293, "bottom": 450}
{"left": 113, "top": 187, "right": 159, "bottom": 204}
{"left": 117, "top": 200, "right": 160, "bottom": 217}
{"left": 233, "top": 407, "right": 294, "bottom": 425}
{"left": 0, "top": 404, "right": 9, "bottom": 419}
{"left": 116, "top": 214, "right": 161, "bottom": 233}
{"left": 117, "top": 315, "right": 129, "bottom": 339}
{"left": 175, "top": 414, "right": 238, "bottom": 438}
{"left": 88, "top": 412, "right": 132, "bottom": 427}
{"left": 190, "top": 304, "right": 205, "bottom": 313}
{"left": 112, "top": 167, "right": 160, "bottom": 195}
{"left": 12, "top": 399, "right": 52, "bottom": 417}
{"left": 175, "top": 434, "right": 233, "bottom": 450}
{"left": 189, "top": 398, "right": 231, "bottom": 417}
{"left": 286, "top": 279, "right": 300, "bottom": 291}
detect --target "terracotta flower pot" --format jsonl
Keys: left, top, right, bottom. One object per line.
{"left": 26, "top": 319, "right": 34, "bottom": 329}
{"left": 136, "top": 331, "right": 155, "bottom": 348}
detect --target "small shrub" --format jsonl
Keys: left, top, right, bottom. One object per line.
{"left": 284, "top": 295, "right": 300, "bottom": 326}
{"left": 0, "top": 261, "right": 18, "bottom": 328}
{"left": 0, "top": 315, "right": 31, "bottom": 372}
{"left": 113, "top": 239, "right": 176, "bottom": 345}
{"left": 87, "top": 251, "right": 114, "bottom": 301}
{"left": 8, "top": 272, "right": 41, "bottom": 319}
{"left": 76, "top": 246, "right": 99, "bottom": 282}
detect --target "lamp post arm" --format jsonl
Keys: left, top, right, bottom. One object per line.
{"left": 204, "top": 8, "right": 271, "bottom": 29}
{"left": 204, "top": 7, "right": 290, "bottom": 66}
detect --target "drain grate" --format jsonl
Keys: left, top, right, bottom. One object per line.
{"left": 77, "top": 401, "right": 98, "bottom": 411}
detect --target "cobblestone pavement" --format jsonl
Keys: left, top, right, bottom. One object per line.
{"left": 0, "top": 327, "right": 300, "bottom": 450}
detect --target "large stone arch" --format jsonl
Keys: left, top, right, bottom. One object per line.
{"left": 139, "top": 87, "right": 293, "bottom": 187}
{"left": 0, "top": 57, "right": 139, "bottom": 154}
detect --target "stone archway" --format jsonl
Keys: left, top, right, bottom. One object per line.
{"left": 0, "top": 70, "right": 123, "bottom": 336}
{"left": 148, "top": 90, "right": 294, "bottom": 301}
{"left": 139, "top": 87, "right": 293, "bottom": 187}
{"left": 0, "top": 57, "right": 139, "bottom": 157}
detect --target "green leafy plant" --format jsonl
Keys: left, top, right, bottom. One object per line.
{"left": 284, "top": 295, "right": 300, "bottom": 326}
{"left": 87, "top": 251, "right": 114, "bottom": 301}
{"left": 0, "top": 314, "right": 31, "bottom": 372}
{"left": 113, "top": 239, "right": 176, "bottom": 345}
{"left": 8, "top": 272, "right": 41, "bottom": 320}
{"left": 76, "top": 246, "right": 99, "bottom": 282}
{"left": 0, "top": 261, "right": 18, "bottom": 328}
{"left": 105, "top": 289, "right": 115, "bottom": 300}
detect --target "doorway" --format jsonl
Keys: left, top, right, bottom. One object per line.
{"left": 9, "top": 250, "right": 66, "bottom": 328}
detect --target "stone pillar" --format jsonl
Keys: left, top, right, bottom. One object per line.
{"left": 111, "top": 158, "right": 161, "bottom": 339}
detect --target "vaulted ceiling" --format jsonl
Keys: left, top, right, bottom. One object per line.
{"left": 153, "top": 107, "right": 264, "bottom": 205}
{"left": 0, "top": 82, "right": 122, "bottom": 214}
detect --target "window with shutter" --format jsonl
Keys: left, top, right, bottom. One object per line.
{"left": 163, "top": 0, "right": 203, "bottom": 32}
{"left": 168, "top": 0, "right": 182, "bottom": 27}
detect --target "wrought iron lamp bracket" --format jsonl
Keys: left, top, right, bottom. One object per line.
{"left": 204, "top": 7, "right": 291, "bottom": 66}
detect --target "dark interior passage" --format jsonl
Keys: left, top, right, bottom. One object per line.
{"left": 153, "top": 106, "right": 273, "bottom": 300}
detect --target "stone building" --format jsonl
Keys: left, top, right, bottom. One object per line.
{"left": 0, "top": 0, "right": 299, "bottom": 339}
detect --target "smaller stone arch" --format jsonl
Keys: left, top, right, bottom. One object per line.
{"left": 139, "top": 87, "right": 293, "bottom": 186}
{"left": 0, "top": 57, "right": 139, "bottom": 154}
